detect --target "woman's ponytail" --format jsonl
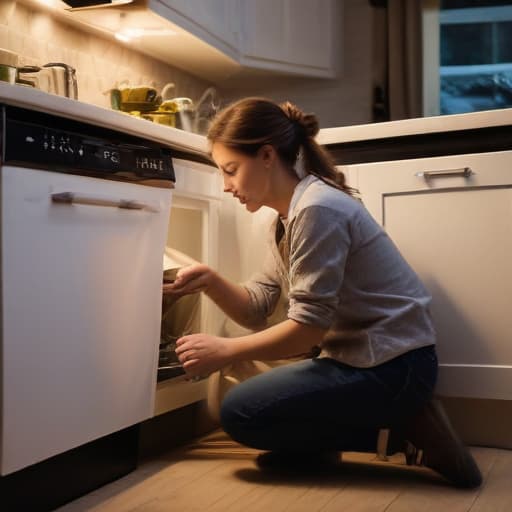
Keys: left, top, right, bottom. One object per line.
{"left": 279, "top": 101, "right": 358, "bottom": 197}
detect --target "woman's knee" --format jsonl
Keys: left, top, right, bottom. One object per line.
{"left": 219, "top": 385, "right": 267, "bottom": 447}
{"left": 220, "top": 386, "right": 250, "bottom": 432}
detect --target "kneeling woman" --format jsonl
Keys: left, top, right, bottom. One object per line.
{"left": 163, "top": 97, "right": 481, "bottom": 489}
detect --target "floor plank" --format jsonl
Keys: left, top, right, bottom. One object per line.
{"left": 383, "top": 448, "right": 499, "bottom": 512}
{"left": 468, "top": 448, "right": 512, "bottom": 512}
{"left": 56, "top": 431, "right": 512, "bottom": 512}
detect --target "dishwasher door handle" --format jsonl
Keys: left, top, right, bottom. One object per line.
{"left": 51, "top": 191, "right": 160, "bottom": 212}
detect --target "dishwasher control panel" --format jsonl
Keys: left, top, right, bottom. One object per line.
{"left": 1, "top": 105, "right": 175, "bottom": 184}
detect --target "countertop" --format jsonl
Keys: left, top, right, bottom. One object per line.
{"left": 0, "top": 82, "right": 209, "bottom": 156}
{"left": 2, "top": 82, "right": 511, "bottom": 153}
{"left": 318, "top": 107, "right": 512, "bottom": 145}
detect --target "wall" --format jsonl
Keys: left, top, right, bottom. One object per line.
{"left": 0, "top": 0, "right": 212, "bottom": 108}
{"left": 217, "top": 0, "right": 375, "bottom": 129}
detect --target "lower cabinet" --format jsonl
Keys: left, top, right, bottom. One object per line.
{"left": 339, "top": 150, "right": 512, "bottom": 407}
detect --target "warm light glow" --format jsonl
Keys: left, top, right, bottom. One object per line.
{"left": 36, "top": 0, "right": 59, "bottom": 7}
{"left": 114, "top": 32, "right": 132, "bottom": 43}
{"left": 114, "top": 27, "right": 178, "bottom": 43}
{"left": 123, "top": 28, "right": 145, "bottom": 38}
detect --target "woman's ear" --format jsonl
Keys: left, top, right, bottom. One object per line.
{"left": 258, "top": 144, "right": 276, "bottom": 168}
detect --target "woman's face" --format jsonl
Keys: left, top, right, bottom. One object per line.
{"left": 211, "top": 142, "right": 274, "bottom": 213}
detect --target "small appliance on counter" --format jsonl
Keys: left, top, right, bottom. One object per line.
{"left": 0, "top": 48, "right": 78, "bottom": 99}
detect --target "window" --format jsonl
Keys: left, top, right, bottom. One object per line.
{"left": 423, "top": 0, "right": 512, "bottom": 115}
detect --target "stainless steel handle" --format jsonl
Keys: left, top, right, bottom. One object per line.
{"left": 416, "top": 167, "right": 474, "bottom": 179}
{"left": 51, "top": 192, "right": 159, "bottom": 212}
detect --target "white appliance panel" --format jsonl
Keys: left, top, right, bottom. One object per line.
{"left": 1, "top": 166, "right": 172, "bottom": 475}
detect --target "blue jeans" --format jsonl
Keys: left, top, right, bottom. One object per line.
{"left": 220, "top": 345, "right": 438, "bottom": 453}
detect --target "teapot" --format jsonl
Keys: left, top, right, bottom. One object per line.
{"left": 159, "top": 97, "right": 194, "bottom": 131}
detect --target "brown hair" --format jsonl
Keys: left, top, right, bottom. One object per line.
{"left": 207, "top": 97, "right": 357, "bottom": 197}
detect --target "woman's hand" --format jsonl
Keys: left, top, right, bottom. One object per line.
{"left": 162, "top": 264, "right": 215, "bottom": 297}
{"left": 175, "top": 334, "right": 233, "bottom": 378}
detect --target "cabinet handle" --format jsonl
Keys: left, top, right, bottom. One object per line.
{"left": 51, "top": 192, "right": 160, "bottom": 213}
{"left": 416, "top": 167, "right": 474, "bottom": 179}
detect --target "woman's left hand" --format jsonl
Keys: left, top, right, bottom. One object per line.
{"left": 175, "top": 334, "right": 233, "bottom": 378}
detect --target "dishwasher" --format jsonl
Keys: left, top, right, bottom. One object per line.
{"left": 0, "top": 105, "right": 174, "bottom": 508}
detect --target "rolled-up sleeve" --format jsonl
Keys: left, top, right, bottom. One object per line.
{"left": 242, "top": 250, "right": 282, "bottom": 326}
{"left": 287, "top": 206, "right": 351, "bottom": 329}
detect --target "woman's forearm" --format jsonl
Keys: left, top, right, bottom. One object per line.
{"left": 205, "top": 271, "right": 264, "bottom": 330}
{"left": 228, "top": 319, "right": 326, "bottom": 362}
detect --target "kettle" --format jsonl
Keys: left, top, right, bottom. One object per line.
{"left": 14, "top": 62, "right": 78, "bottom": 99}
{"left": 42, "top": 63, "right": 78, "bottom": 99}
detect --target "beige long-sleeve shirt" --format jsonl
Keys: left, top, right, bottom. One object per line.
{"left": 242, "top": 175, "right": 436, "bottom": 368}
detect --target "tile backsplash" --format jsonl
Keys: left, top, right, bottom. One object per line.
{"left": 0, "top": 0, "right": 212, "bottom": 108}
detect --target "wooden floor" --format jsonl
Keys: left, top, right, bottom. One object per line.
{"left": 57, "top": 431, "right": 512, "bottom": 512}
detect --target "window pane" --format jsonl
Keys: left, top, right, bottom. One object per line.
{"left": 441, "top": 23, "right": 493, "bottom": 65}
{"left": 497, "top": 21, "right": 512, "bottom": 61}
{"left": 438, "top": 2, "right": 512, "bottom": 114}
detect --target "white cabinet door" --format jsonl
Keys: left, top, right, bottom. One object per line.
{"left": 153, "top": 0, "right": 336, "bottom": 79}
{"left": 239, "top": 0, "right": 335, "bottom": 77}
{"left": 285, "top": 0, "right": 334, "bottom": 71}
{"left": 1, "top": 167, "right": 172, "bottom": 475}
{"left": 154, "top": 0, "right": 239, "bottom": 56}
{"left": 239, "top": 0, "right": 287, "bottom": 63}
{"left": 341, "top": 151, "right": 512, "bottom": 401}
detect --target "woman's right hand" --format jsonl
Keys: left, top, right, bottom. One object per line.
{"left": 162, "top": 264, "right": 215, "bottom": 297}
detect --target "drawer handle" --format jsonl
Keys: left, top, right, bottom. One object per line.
{"left": 51, "top": 192, "right": 160, "bottom": 213}
{"left": 416, "top": 167, "right": 474, "bottom": 179}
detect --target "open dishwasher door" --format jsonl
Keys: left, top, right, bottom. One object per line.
{"left": 0, "top": 107, "right": 174, "bottom": 475}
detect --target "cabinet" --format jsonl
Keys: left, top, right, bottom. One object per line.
{"left": 239, "top": 0, "right": 335, "bottom": 76}
{"left": 149, "top": 0, "right": 336, "bottom": 80}
{"left": 153, "top": 158, "right": 224, "bottom": 416}
{"left": 339, "top": 150, "right": 512, "bottom": 402}
{"left": 151, "top": 0, "right": 239, "bottom": 59}
{"left": 62, "top": 0, "right": 337, "bottom": 81}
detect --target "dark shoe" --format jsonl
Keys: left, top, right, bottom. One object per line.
{"left": 405, "top": 399, "right": 482, "bottom": 488}
{"left": 256, "top": 450, "right": 340, "bottom": 473}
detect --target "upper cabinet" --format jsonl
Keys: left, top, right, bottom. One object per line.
{"left": 152, "top": 0, "right": 239, "bottom": 59}
{"left": 150, "top": 0, "right": 337, "bottom": 81}
{"left": 55, "top": 0, "right": 338, "bottom": 83}
{"left": 239, "top": 0, "right": 335, "bottom": 77}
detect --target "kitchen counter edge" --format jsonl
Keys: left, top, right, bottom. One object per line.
{"left": 318, "top": 107, "right": 512, "bottom": 145}
{"left": 0, "top": 83, "right": 209, "bottom": 158}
